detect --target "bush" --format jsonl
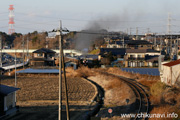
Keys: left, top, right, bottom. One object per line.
{"left": 150, "top": 81, "right": 167, "bottom": 97}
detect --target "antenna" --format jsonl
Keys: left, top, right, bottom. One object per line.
{"left": 8, "top": 5, "right": 15, "bottom": 35}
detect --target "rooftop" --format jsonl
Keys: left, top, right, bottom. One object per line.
{"left": 0, "top": 84, "right": 20, "bottom": 96}
{"left": 100, "top": 48, "right": 126, "bottom": 56}
{"left": 126, "top": 49, "right": 159, "bottom": 53}
{"left": 127, "top": 40, "right": 152, "bottom": 45}
{"left": 17, "top": 68, "right": 60, "bottom": 74}
{"left": 33, "top": 48, "right": 56, "bottom": 53}
{"left": 163, "top": 59, "right": 180, "bottom": 67}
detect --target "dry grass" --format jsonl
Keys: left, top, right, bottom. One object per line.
{"left": 95, "top": 67, "right": 180, "bottom": 119}
{"left": 150, "top": 105, "right": 180, "bottom": 120}
{"left": 106, "top": 67, "right": 160, "bottom": 81}
{"left": 150, "top": 81, "right": 167, "bottom": 97}
{"left": 88, "top": 73, "right": 136, "bottom": 106}
{"left": 66, "top": 67, "right": 94, "bottom": 78}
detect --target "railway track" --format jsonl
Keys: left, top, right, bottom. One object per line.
{"left": 99, "top": 71, "right": 149, "bottom": 120}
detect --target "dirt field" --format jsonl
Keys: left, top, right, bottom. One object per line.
{"left": 1, "top": 75, "right": 97, "bottom": 120}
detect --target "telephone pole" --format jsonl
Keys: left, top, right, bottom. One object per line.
{"left": 0, "top": 35, "right": 2, "bottom": 68}
{"left": 58, "top": 20, "right": 70, "bottom": 120}
{"left": 136, "top": 27, "right": 138, "bottom": 40}
{"left": 22, "top": 36, "right": 25, "bottom": 69}
{"left": 59, "top": 20, "right": 62, "bottom": 120}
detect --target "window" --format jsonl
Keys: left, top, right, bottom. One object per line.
{"left": 37, "top": 53, "right": 43, "bottom": 57}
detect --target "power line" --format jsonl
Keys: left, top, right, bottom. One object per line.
{"left": 15, "top": 12, "right": 167, "bottom": 23}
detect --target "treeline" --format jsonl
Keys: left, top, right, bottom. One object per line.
{"left": 0, "top": 32, "right": 22, "bottom": 48}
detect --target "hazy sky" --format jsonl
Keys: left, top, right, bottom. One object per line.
{"left": 1, "top": 0, "right": 180, "bottom": 34}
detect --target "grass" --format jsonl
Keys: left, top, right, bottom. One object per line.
{"left": 96, "top": 67, "right": 180, "bottom": 119}
{"left": 89, "top": 49, "right": 100, "bottom": 54}
{"left": 150, "top": 81, "right": 167, "bottom": 97}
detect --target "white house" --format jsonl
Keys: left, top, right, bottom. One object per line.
{"left": 0, "top": 84, "right": 20, "bottom": 118}
{"left": 161, "top": 59, "right": 180, "bottom": 86}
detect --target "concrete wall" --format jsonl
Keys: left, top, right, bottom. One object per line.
{"left": 161, "top": 64, "right": 180, "bottom": 86}
{"left": 4, "top": 93, "right": 15, "bottom": 111}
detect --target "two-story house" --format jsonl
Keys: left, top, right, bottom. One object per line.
{"left": 126, "top": 40, "right": 153, "bottom": 49}
{"left": 124, "top": 49, "right": 160, "bottom": 67}
{"left": 30, "top": 48, "right": 56, "bottom": 66}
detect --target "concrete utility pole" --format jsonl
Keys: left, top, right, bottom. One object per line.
{"left": 27, "top": 37, "right": 29, "bottom": 61}
{"left": 0, "top": 35, "right": 2, "bottom": 68}
{"left": 129, "top": 27, "right": 132, "bottom": 35}
{"left": 15, "top": 50, "right": 17, "bottom": 102}
{"left": 22, "top": 36, "right": 25, "bottom": 69}
{"left": 59, "top": 20, "right": 62, "bottom": 120}
{"left": 58, "top": 20, "right": 70, "bottom": 120}
{"left": 136, "top": 27, "right": 138, "bottom": 40}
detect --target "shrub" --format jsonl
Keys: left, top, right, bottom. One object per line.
{"left": 150, "top": 81, "right": 167, "bottom": 97}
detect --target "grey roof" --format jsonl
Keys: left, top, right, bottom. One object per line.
{"left": 126, "top": 49, "right": 159, "bottom": 53}
{"left": 127, "top": 40, "right": 152, "bottom": 45}
{"left": 0, "top": 84, "right": 20, "bottom": 96}
{"left": 17, "top": 68, "right": 60, "bottom": 74}
{"left": 145, "top": 55, "right": 159, "bottom": 62}
{"left": 80, "top": 54, "right": 99, "bottom": 60}
{"left": 100, "top": 48, "right": 126, "bottom": 56}
{"left": 33, "top": 48, "right": 56, "bottom": 53}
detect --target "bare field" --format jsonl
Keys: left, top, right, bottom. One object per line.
{"left": 0, "top": 74, "right": 97, "bottom": 120}
{"left": 1, "top": 75, "right": 96, "bottom": 102}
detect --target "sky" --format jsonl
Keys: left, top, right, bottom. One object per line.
{"left": 1, "top": 0, "right": 180, "bottom": 34}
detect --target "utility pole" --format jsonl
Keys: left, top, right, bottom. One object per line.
{"left": 136, "top": 27, "right": 138, "bottom": 40}
{"left": 154, "top": 34, "right": 156, "bottom": 47}
{"left": 58, "top": 20, "right": 62, "bottom": 120}
{"left": 0, "top": 35, "right": 2, "bottom": 68}
{"left": 58, "top": 20, "right": 70, "bottom": 120}
{"left": 122, "top": 36, "right": 125, "bottom": 48}
{"left": 15, "top": 49, "right": 17, "bottom": 102}
{"left": 27, "top": 37, "right": 29, "bottom": 61}
{"left": 61, "top": 42, "right": 70, "bottom": 120}
{"left": 129, "top": 27, "right": 132, "bottom": 35}
{"left": 22, "top": 35, "right": 25, "bottom": 69}
{"left": 160, "top": 35, "right": 162, "bottom": 54}
{"left": 170, "top": 35, "right": 172, "bottom": 60}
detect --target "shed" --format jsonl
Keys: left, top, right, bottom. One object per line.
{"left": 161, "top": 59, "right": 180, "bottom": 86}
{"left": 0, "top": 84, "right": 20, "bottom": 118}
{"left": 65, "top": 61, "right": 78, "bottom": 70}
{"left": 0, "top": 67, "right": 5, "bottom": 75}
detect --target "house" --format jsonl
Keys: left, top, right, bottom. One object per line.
{"left": 0, "top": 84, "right": 20, "bottom": 118}
{"left": 100, "top": 48, "right": 127, "bottom": 58}
{"left": 161, "top": 59, "right": 180, "bottom": 86}
{"left": 124, "top": 49, "right": 160, "bottom": 67}
{"left": 126, "top": 40, "right": 153, "bottom": 49}
{"left": 30, "top": 48, "right": 56, "bottom": 66}
{"left": 106, "top": 41, "right": 127, "bottom": 48}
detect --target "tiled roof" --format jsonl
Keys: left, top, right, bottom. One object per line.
{"left": 33, "top": 48, "right": 56, "bottom": 53}
{"left": 126, "top": 49, "right": 159, "bottom": 53}
{"left": 127, "top": 40, "right": 152, "bottom": 45}
{"left": 163, "top": 59, "right": 180, "bottom": 67}
{"left": 145, "top": 56, "right": 159, "bottom": 62}
{"left": 100, "top": 48, "right": 126, "bottom": 56}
